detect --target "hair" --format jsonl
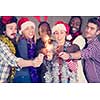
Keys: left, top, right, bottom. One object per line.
{"left": 38, "top": 21, "right": 51, "bottom": 36}
{"left": 0, "top": 16, "right": 17, "bottom": 34}
{"left": 69, "top": 16, "right": 82, "bottom": 33}
{"left": 87, "top": 17, "right": 100, "bottom": 30}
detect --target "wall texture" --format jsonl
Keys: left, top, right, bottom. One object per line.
{"left": 17, "top": 16, "right": 95, "bottom": 37}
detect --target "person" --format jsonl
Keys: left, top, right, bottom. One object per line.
{"left": 59, "top": 17, "right": 100, "bottom": 83}
{"left": 68, "top": 16, "right": 83, "bottom": 42}
{"left": 43, "top": 21, "right": 79, "bottom": 83}
{"left": 13, "top": 17, "right": 41, "bottom": 83}
{"left": 36, "top": 21, "right": 52, "bottom": 82}
{"left": 97, "top": 17, "right": 100, "bottom": 42}
{"left": 67, "top": 16, "right": 87, "bottom": 82}
{"left": 0, "top": 16, "right": 21, "bottom": 82}
{"left": 0, "top": 16, "right": 44, "bottom": 83}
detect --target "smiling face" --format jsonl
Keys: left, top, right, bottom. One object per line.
{"left": 53, "top": 30, "right": 66, "bottom": 45}
{"left": 22, "top": 25, "right": 35, "bottom": 39}
{"left": 5, "top": 22, "right": 17, "bottom": 39}
{"left": 70, "top": 17, "right": 81, "bottom": 34}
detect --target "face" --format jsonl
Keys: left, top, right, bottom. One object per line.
{"left": 39, "top": 24, "right": 51, "bottom": 39}
{"left": 53, "top": 30, "right": 66, "bottom": 44}
{"left": 22, "top": 26, "right": 35, "bottom": 39}
{"left": 84, "top": 22, "right": 99, "bottom": 41}
{"left": 70, "top": 17, "right": 81, "bottom": 34}
{"left": 5, "top": 23, "right": 17, "bottom": 39}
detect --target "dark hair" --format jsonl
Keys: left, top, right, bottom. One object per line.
{"left": 0, "top": 16, "right": 17, "bottom": 34}
{"left": 38, "top": 21, "right": 51, "bottom": 36}
{"left": 69, "top": 16, "right": 82, "bottom": 33}
{"left": 87, "top": 17, "right": 100, "bottom": 30}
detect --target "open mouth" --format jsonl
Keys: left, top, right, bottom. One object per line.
{"left": 29, "top": 33, "right": 34, "bottom": 36}
{"left": 11, "top": 33, "right": 16, "bottom": 37}
{"left": 72, "top": 27, "right": 77, "bottom": 31}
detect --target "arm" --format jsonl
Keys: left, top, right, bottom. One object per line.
{"left": 17, "top": 53, "right": 44, "bottom": 68}
{"left": 66, "top": 44, "right": 80, "bottom": 53}
{"left": 59, "top": 42, "right": 98, "bottom": 60}
{"left": 0, "top": 41, "right": 44, "bottom": 68}
{"left": 59, "top": 51, "right": 81, "bottom": 60}
{"left": 0, "top": 41, "right": 19, "bottom": 67}
{"left": 73, "top": 35, "right": 86, "bottom": 50}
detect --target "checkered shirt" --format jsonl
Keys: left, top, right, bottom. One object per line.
{"left": 0, "top": 40, "right": 19, "bottom": 82}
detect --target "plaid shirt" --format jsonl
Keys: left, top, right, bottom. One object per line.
{"left": 0, "top": 40, "right": 20, "bottom": 82}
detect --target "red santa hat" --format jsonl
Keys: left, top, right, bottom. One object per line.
{"left": 18, "top": 17, "right": 35, "bottom": 34}
{"left": 52, "top": 21, "right": 70, "bottom": 35}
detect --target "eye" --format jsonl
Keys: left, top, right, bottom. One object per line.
{"left": 76, "top": 22, "right": 80, "bottom": 26}
{"left": 54, "top": 31, "right": 58, "bottom": 35}
{"left": 91, "top": 27, "right": 95, "bottom": 30}
{"left": 9, "top": 27, "right": 13, "bottom": 30}
{"left": 61, "top": 30, "right": 65, "bottom": 34}
{"left": 31, "top": 26, "right": 34, "bottom": 29}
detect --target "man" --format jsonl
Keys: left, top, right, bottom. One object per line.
{"left": 67, "top": 16, "right": 87, "bottom": 82}
{"left": 0, "top": 16, "right": 44, "bottom": 83}
{"left": 59, "top": 17, "right": 100, "bottom": 83}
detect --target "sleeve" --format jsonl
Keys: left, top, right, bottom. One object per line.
{"left": 73, "top": 35, "right": 86, "bottom": 50}
{"left": 0, "top": 41, "right": 20, "bottom": 67}
{"left": 81, "top": 44, "right": 97, "bottom": 60}
{"left": 66, "top": 44, "right": 80, "bottom": 53}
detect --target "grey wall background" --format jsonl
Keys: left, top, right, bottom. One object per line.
{"left": 17, "top": 16, "right": 96, "bottom": 38}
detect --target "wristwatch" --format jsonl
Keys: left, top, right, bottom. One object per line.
{"left": 68, "top": 53, "right": 73, "bottom": 59}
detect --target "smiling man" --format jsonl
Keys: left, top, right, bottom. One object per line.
{"left": 59, "top": 17, "right": 100, "bottom": 83}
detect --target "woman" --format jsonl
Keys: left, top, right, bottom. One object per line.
{"left": 13, "top": 17, "right": 41, "bottom": 83}
{"left": 36, "top": 21, "right": 52, "bottom": 82}
{"left": 44, "top": 21, "right": 78, "bottom": 83}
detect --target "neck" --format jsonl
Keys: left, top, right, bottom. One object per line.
{"left": 58, "top": 40, "right": 65, "bottom": 46}
{"left": 87, "top": 36, "right": 97, "bottom": 43}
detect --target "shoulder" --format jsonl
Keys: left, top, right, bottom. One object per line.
{"left": 18, "top": 38, "right": 27, "bottom": 45}
{"left": 73, "top": 35, "right": 86, "bottom": 50}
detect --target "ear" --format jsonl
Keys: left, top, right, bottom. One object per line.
{"left": 96, "top": 30, "right": 100, "bottom": 35}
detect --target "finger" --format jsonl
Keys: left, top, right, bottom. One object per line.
{"left": 39, "top": 53, "right": 45, "bottom": 58}
{"left": 59, "top": 52, "right": 63, "bottom": 56}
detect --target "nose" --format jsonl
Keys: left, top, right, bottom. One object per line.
{"left": 86, "top": 28, "right": 90, "bottom": 33}
{"left": 57, "top": 34, "right": 61, "bottom": 39}
{"left": 72, "top": 23, "right": 76, "bottom": 27}
{"left": 13, "top": 29, "right": 17, "bottom": 33}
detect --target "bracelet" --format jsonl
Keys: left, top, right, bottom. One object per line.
{"left": 68, "top": 53, "right": 73, "bottom": 59}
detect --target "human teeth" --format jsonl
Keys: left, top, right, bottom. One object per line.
{"left": 72, "top": 28, "right": 76, "bottom": 31}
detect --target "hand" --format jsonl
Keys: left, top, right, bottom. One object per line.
{"left": 38, "top": 53, "right": 45, "bottom": 60}
{"left": 33, "top": 53, "right": 45, "bottom": 67}
{"left": 17, "top": 54, "right": 45, "bottom": 68}
{"left": 17, "top": 58, "right": 25, "bottom": 67}
{"left": 59, "top": 52, "right": 70, "bottom": 60}
{"left": 46, "top": 51, "right": 53, "bottom": 61}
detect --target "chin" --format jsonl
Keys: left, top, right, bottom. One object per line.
{"left": 10, "top": 37, "right": 15, "bottom": 39}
